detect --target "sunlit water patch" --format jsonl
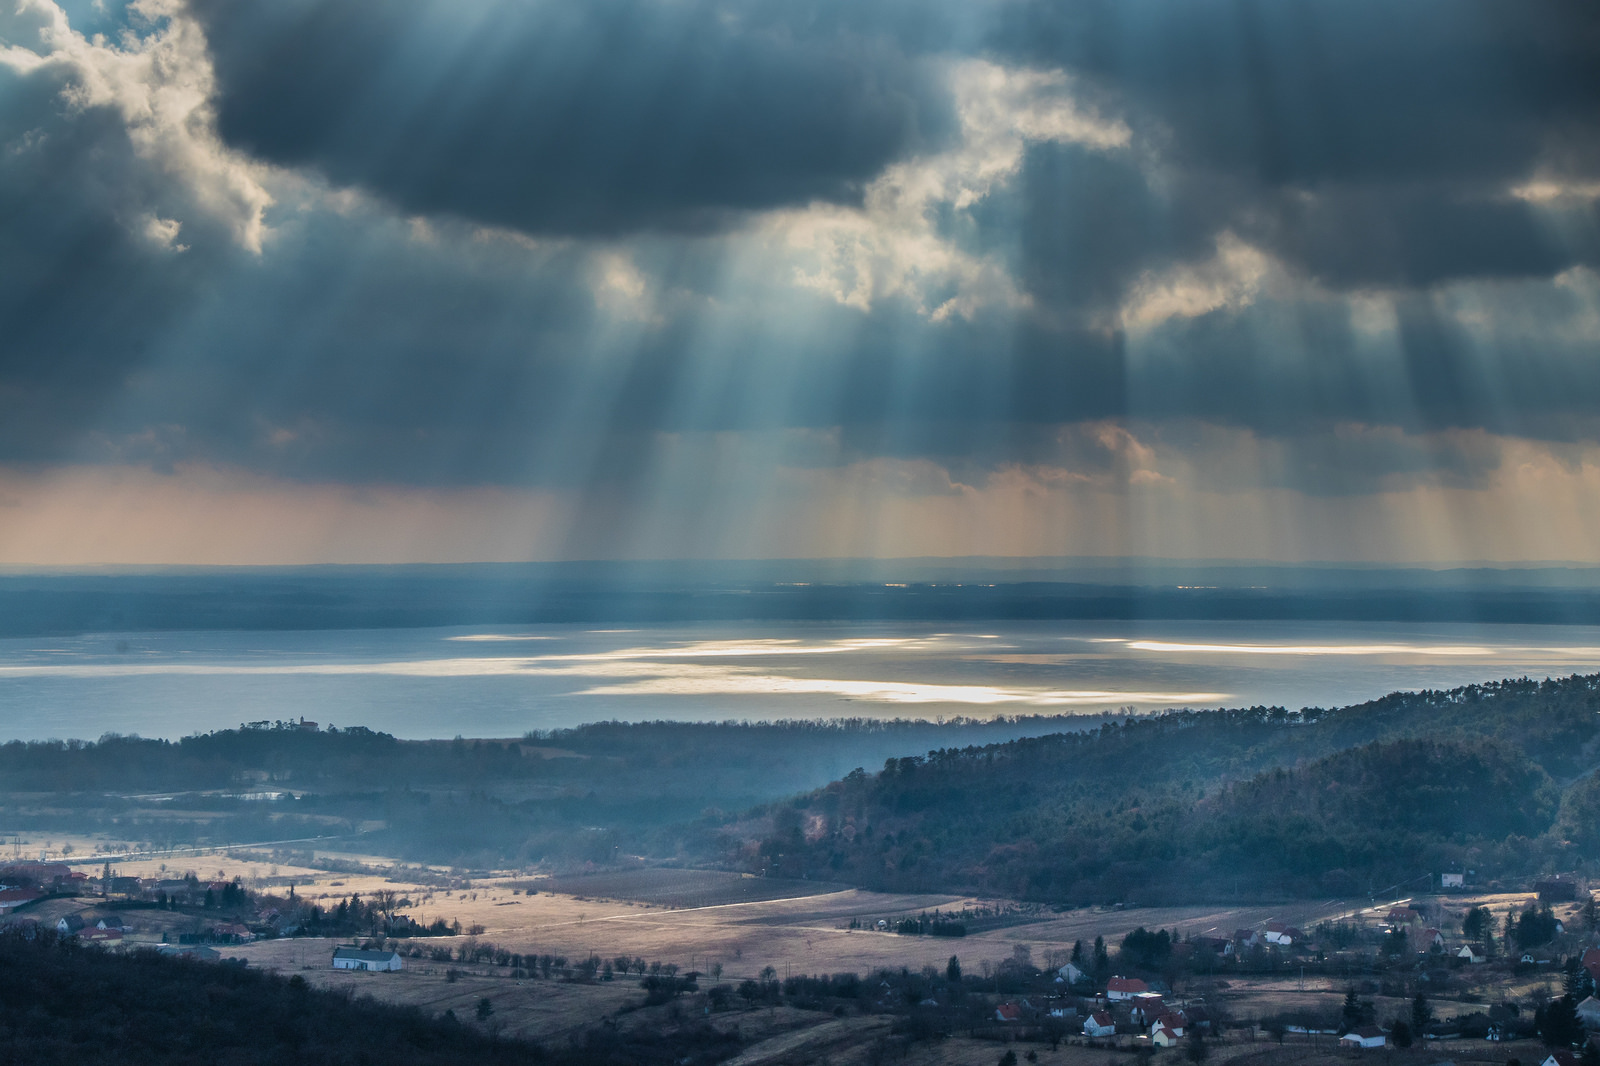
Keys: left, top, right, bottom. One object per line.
{"left": 1, "top": 620, "right": 1598, "bottom": 740}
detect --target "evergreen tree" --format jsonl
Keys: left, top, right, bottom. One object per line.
{"left": 1342, "top": 990, "right": 1363, "bottom": 1033}
{"left": 1071, "top": 939, "right": 1083, "bottom": 964}
{"left": 1411, "top": 992, "right": 1432, "bottom": 1035}
{"left": 1540, "top": 995, "right": 1583, "bottom": 1049}
{"left": 946, "top": 955, "right": 961, "bottom": 983}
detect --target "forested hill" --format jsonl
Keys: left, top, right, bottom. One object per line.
{"left": 704, "top": 674, "right": 1600, "bottom": 903}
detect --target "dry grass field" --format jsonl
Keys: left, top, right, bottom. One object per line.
{"left": 10, "top": 838, "right": 1584, "bottom": 1062}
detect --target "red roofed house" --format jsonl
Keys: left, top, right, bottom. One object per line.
{"left": 1084, "top": 1011, "right": 1116, "bottom": 1038}
{"left": 1583, "top": 948, "right": 1600, "bottom": 987}
{"left": 1152, "top": 1026, "right": 1180, "bottom": 1048}
{"left": 1419, "top": 928, "right": 1444, "bottom": 951}
{"left": 0, "top": 888, "right": 41, "bottom": 915}
{"left": 1106, "top": 975, "right": 1149, "bottom": 1001}
{"left": 1263, "top": 921, "right": 1300, "bottom": 946}
{"left": 82, "top": 928, "right": 122, "bottom": 945}
{"left": 1130, "top": 993, "right": 1165, "bottom": 1024}
{"left": 1152, "top": 1010, "right": 1187, "bottom": 1037}
{"left": 1387, "top": 907, "right": 1421, "bottom": 926}
{"left": 995, "top": 1003, "right": 1023, "bottom": 1023}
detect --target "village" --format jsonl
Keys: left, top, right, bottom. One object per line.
{"left": 0, "top": 840, "right": 1598, "bottom": 1065}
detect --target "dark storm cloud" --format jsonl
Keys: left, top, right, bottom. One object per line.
{"left": 990, "top": 0, "right": 1600, "bottom": 292}
{"left": 2, "top": 0, "right": 1599, "bottom": 503}
{"left": 0, "top": 43, "right": 249, "bottom": 459}
{"left": 186, "top": 0, "right": 955, "bottom": 235}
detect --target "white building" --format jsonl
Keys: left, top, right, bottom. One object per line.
{"left": 1339, "top": 1027, "right": 1387, "bottom": 1049}
{"left": 1441, "top": 873, "right": 1464, "bottom": 888}
{"left": 332, "top": 947, "right": 403, "bottom": 972}
{"left": 1083, "top": 1011, "right": 1116, "bottom": 1038}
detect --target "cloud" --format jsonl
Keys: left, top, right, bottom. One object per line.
{"left": 0, "top": 0, "right": 1597, "bottom": 561}
{"left": 989, "top": 0, "right": 1600, "bottom": 292}
{"left": 186, "top": 0, "right": 955, "bottom": 235}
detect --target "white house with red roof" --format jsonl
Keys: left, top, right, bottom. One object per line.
{"left": 1083, "top": 1011, "right": 1116, "bottom": 1038}
{"left": 0, "top": 887, "right": 41, "bottom": 915}
{"left": 1263, "top": 921, "right": 1301, "bottom": 946}
{"left": 1106, "top": 975, "right": 1148, "bottom": 1001}
{"left": 994, "top": 1003, "right": 1023, "bottom": 1023}
{"left": 1152, "top": 1026, "right": 1180, "bottom": 1048}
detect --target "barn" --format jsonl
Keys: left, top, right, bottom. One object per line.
{"left": 331, "top": 947, "right": 403, "bottom": 972}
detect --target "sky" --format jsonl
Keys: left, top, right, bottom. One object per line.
{"left": 1, "top": 0, "right": 1598, "bottom": 565}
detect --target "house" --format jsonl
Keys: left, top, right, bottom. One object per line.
{"left": 1536, "top": 879, "right": 1580, "bottom": 903}
{"left": 82, "top": 928, "right": 122, "bottom": 945}
{"left": 1129, "top": 993, "right": 1165, "bottom": 1024}
{"left": 1233, "top": 928, "right": 1260, "bottom": 950}
{"left": 56, "top": 914, "right": 85, "bottom": 935}
{"left": 159, "top": 944, "right": 220, "bottom": 962}
{"left": 1152, "top": 1010, "right": 1187, "bottom": 1037}
{"left": 1419, "top": 928, "right": 1444, "bottom": 951}
{"left": 1441, "top": 872, "right": 1465, "bottom": 888}
{"left": 1339, "top": 1027, "right": 1387, "bottom": 1049}
{"left": 1387, "top": 906, "right": 1422, "bottom": 926}
{"left": 1191, "top": 935, "right": 1232, "bottom": 956}
{"left": 995, "top": 1003, "right": 1023, "bottom": 1023}
{"left": 1105, "top": 975, "right": 1148, "bottom": 1001}
{"left": 0, "top": 888, "right": 41, "bottom": 915}
{"left": 1457, "top": 945, "right": 1486, "bottom": 964}
{"left": 94, "top": 915, "right": 125, "bottom": 931}
{"left": 1152, "top": 1026, "right": 1180, "bottom": 1048}
{"left": 1540, "top": 1052, "right": 1580, "bottom": 1066}
{"left": 1263, "top": 921, "right": 1300, "bottom": 946}
{"left": 1575, "top": 995, "right": 1600, "bottom": 1030}
{"left": 331, "top": 947, "right": 402, "bottom": 972}
{"left": 1084, "top": 1011, "right": 1116, "bottom": 1038}
{"left": 209, "top": 922, "right": 254, "bottom": 943}
{"left": 1583, "top": 948, "right": 1600, "bottom": 986}
{"left": 1056, "top": 961, "right": 1087, "bottom": 985}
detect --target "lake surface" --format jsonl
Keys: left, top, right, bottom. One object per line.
{"left": 2, "top": 619, "right": 1599, "bottom": 741}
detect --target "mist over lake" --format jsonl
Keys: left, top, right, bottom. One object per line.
{"left": 5, "top": 618, "right": 1600, "bottom": 742}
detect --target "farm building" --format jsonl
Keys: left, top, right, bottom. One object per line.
{"left": 331, "top": 947, "right": 402, "bottom": 972}
{"left": 1339, "top": 1027, "right": 1387, "bottom": 1049}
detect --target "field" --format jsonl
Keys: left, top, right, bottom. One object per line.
{"left": 15, "top": 842, "right": 1589, "bottom": 1064}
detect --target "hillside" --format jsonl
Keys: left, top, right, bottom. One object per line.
{"left": 0, "top": 930, "right": 735, "bottom": 1066}
{"left": 698, "top": 674, "right": 1600, "bottom": 903}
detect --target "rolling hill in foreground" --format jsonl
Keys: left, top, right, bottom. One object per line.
{"left": 692, "top": 674, "right": 1600, "bottom": 904}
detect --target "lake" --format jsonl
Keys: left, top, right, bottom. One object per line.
{"left": 2, "top": 619, "right": 1599, "bottom": 740}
